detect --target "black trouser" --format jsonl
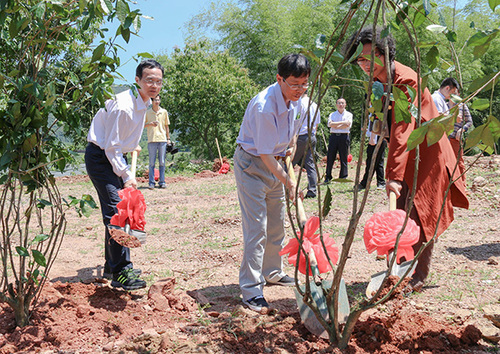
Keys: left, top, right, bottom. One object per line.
{"left": 360, "top": 139, "right": 387, "bottom": 188}
{"left": 292, "top": 134, "right": 318, "bottom": 195}
{"left": 85, "top": 143, "right": 132, "bottom": 274}
{"left": 325, "top": 133, "right": 349, "bottom": 179}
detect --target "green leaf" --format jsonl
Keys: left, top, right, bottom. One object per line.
{"left": 37, "top": 199, "right": 53, "bottom": 208}
{"left": 422, "top": 0, "right": 431, "bottom": 15}
{"left": 413, "top": 9, "right": 426, "bottom": 28}
{"left": 32, "top": 234, "right": 51, "bottom": 244}
{"left": 372, "top": 81, "right": 384, "bottom": 100}
{"left": 486, "top": 115, "right": 500, "bottom": 140}
{"left": 79, "top": 0, "right": 88, "bottom": 13}
{"left": 426, "top": 24, "right": 446, "bottom": 33}
{"left": 446, "top": 31, "right": 457, "bottom": 43}
{"left": 426, "top": 121, "right": 445, "bottom": 146}
{"left": 407, "top": 125, "right": 429, "bottom": 151}
{"left": 32, "top": 250, "right": 47, "bottom": 267}
{"left": 116, "top": 0, "right": 129, "bottom": 24}
{"left": 393, "top": 86, "right": 411, "bottom": 123}
{"left": 471, "top": 98, "right": 490, "bottom": 111}
{"left": 120, "top": 26, "right": 130, "bottom": 43}
{"left": 426, "top": 46, "right": 439, "bottom": 70}
{"left": 489, "top": 0, "right": 500, "bottom": 11}
{"left": 468, "top": 72, "right": 499, "bottom": 93}
{"left": 99, "top": 0, "right": 112, "bottom": 15}
{"left": 137, "top": 52, "right": 154, "bottom": 58}
{"left": 16, "top": 246, "right": 30, "bottom": 257}
{"left": 322, "top": 186, "right": 332, "bottom": 219}
{"left": 91, "top": 42, "right": 105, "bottom": 63}
{"left": 465, "top": 124, "right": 485, "bottom": 150}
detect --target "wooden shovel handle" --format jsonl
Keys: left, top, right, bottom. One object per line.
{"left": 285, "top": 156, "right": 307, "bottom": 227}
{"left": 131, "top": 150, "right": 138, "bottom": 177}
{"left": 389, "top": 190, "right": 397, "bottom": 211}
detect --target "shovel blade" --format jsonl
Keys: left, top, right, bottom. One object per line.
{"left": 366, "top": 259, "right": 417, "bottom": 298}
{"left": 294, "top": 279, "right": 350, "bottom": 339}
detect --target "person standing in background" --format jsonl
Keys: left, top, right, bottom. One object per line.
{"left": 324, "top": 98, "right": 352, "bottom": 183}
{"left": 145, "top": 95, "right": 171, "bottom": 190}
{"left": 448, "top": 91, "right": 473, "bottom": 183}
{"left": 292, "top": 93, "right": 321, "bottom": 198}
{"left": 359, "top": 121, "right": 387, "bottom": 191}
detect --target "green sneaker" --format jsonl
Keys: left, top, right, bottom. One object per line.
{"left": 111, "top": 268, "right": 146, "bottom": 291}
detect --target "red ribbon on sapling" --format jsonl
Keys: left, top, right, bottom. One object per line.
{"left": 110, "top": 187, "right": 147, "bottom": 231}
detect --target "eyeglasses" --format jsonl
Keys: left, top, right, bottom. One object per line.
{"left": 283, "top": 78, "right": 309, "bottom": 91}
{"left": 144, "top": 78, "right": 163, "bottom": 87}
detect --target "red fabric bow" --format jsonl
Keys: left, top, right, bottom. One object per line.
{"left": 363, "top": 210, "right": 420, "bottom": 263}
{"left": 218, "top": 162, "right": 230, "bottom": 174}
{"left": 280, "top": 216, "right": 339, "bottom": 275}
{"left": 110, "top": 187, "right": 147, "bottom": 231}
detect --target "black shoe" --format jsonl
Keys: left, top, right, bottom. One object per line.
{"left": 304, "top": 191, "right": 316, "bottom": 199}
{"left": 111, "top": 268, "right": 146, "bottom": 290}
{"left": 357, "top": 184, "right": 366, "bottom": 191}
{"left": 323, "top": 178, "right": 331, "bottom": 184}
{"left": 243, "top": 296, "right": 269, "bottom": 313}
{"left": 267, "top": 275, "right": 296, "bottom": 287}
{"left": 103, "top": 266, "right": 142, "bottom": 280}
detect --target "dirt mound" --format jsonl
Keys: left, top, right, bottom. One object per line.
{"left": 0, "top": 279, "right": 197, "bottom": 353}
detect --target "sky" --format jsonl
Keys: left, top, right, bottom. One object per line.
{"left": 109, "top": 0, "right": 213, "bottom": 83}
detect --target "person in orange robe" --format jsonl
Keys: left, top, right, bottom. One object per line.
{"left": 344, "top": 28, "right": 469, "bottom": 292}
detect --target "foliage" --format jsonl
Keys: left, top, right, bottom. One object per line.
{"left": 0, "top": 0, "right": 142, "bottom": 327}
{"left": 158, "top": 40, "right": 258, "bottom": 160}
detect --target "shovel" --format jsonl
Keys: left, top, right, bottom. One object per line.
{"left": 285, "top": 156, "right": 350, "bottom": 338}
{"left": 365, "top": 191, "right": 417, "bottom": 298}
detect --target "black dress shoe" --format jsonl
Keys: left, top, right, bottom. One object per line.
{"left": 304, "top": 192, "right": 316, "bottom": 199}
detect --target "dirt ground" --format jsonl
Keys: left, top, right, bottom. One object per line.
{"left": 0, "top": 155, "right": 499, "bottom": 353}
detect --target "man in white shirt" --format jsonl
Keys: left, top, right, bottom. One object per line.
{"left": 432, "top": 77, "right": 459, "bottom": 114}
{"left": 292, "top": 93, "right": 321, "bottom": 198}
{"left": 85, "top": 59, "right": 164, "bottom": 291}
{"left": 324, "top": 98, "right": 353, "bottom": 183}
{"left": 234, "top": 53, "right": 310, "bottom": 313}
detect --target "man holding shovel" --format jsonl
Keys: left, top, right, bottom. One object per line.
{"left": 85, "top": 59, "right": 164, "bottom": 291}
{"left": 343, "top": 28, "right": 468, "bottom": 292}
{"left": 234, "top": 53, "right": 310, "bottom": 313}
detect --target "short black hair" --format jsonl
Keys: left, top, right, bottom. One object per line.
{"left": 136, "top": 59, "right": 164, "bottom": 79}
{"left": 440, "top": 77, "right": 459, "bottom": 89}
{"left": 277, "top": 53, "right": 311, "bottom": 79}
{"left": 343, "top": 27, "right": 396, "bottom": 64}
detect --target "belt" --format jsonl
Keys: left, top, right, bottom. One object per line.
{"left": 237, "top": 144, "right": 285, "bottom": 161}
{"left": 331, "top": 133, "right": 348, "bottom": 136}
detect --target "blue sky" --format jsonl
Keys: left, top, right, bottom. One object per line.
{"left": 110, "top": 0, "right": 213, "bottom": 83}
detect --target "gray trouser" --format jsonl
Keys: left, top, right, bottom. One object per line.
{"left": 234, "top": 146, "right": 287, "bottom": 301}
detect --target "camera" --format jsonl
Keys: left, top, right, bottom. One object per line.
{"left": 166, "top": 141, "right": 178, "bottom": 155}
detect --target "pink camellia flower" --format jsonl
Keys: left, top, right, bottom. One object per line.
{"left": 363, "top": 210, "right": 420, "bottom": 263}
{"left": 280, "top": 216, "right": 339, "bottom": 275}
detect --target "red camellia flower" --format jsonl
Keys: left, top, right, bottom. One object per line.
{"left": 363, "top": 210, "right": 420, "bottom": 263}
{"left": 280, "top": 216, "right": 339, "bottom": 275}
{"left": 110, "top": 187, "right": 147, "bottom": 231}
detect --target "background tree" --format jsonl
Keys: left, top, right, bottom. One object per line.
{"left": 0, "top": 0, "right": 142, "bottom": 327}
{"left": 158, "top": 40, "right": 258, "bottom": 160}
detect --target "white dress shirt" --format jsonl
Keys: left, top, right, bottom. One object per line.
{"left": 327, "top": 110, "right": 352, "bottom": 134}
{"left": 87, "top": 89, "right": 150, "bottom": 182}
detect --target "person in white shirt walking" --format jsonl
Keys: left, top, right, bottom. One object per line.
{"left": 85, "top": 59, "right": 164, "bottom": 291}
{"left": 324, "top": 98, "right": 352, "bottom": 183}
